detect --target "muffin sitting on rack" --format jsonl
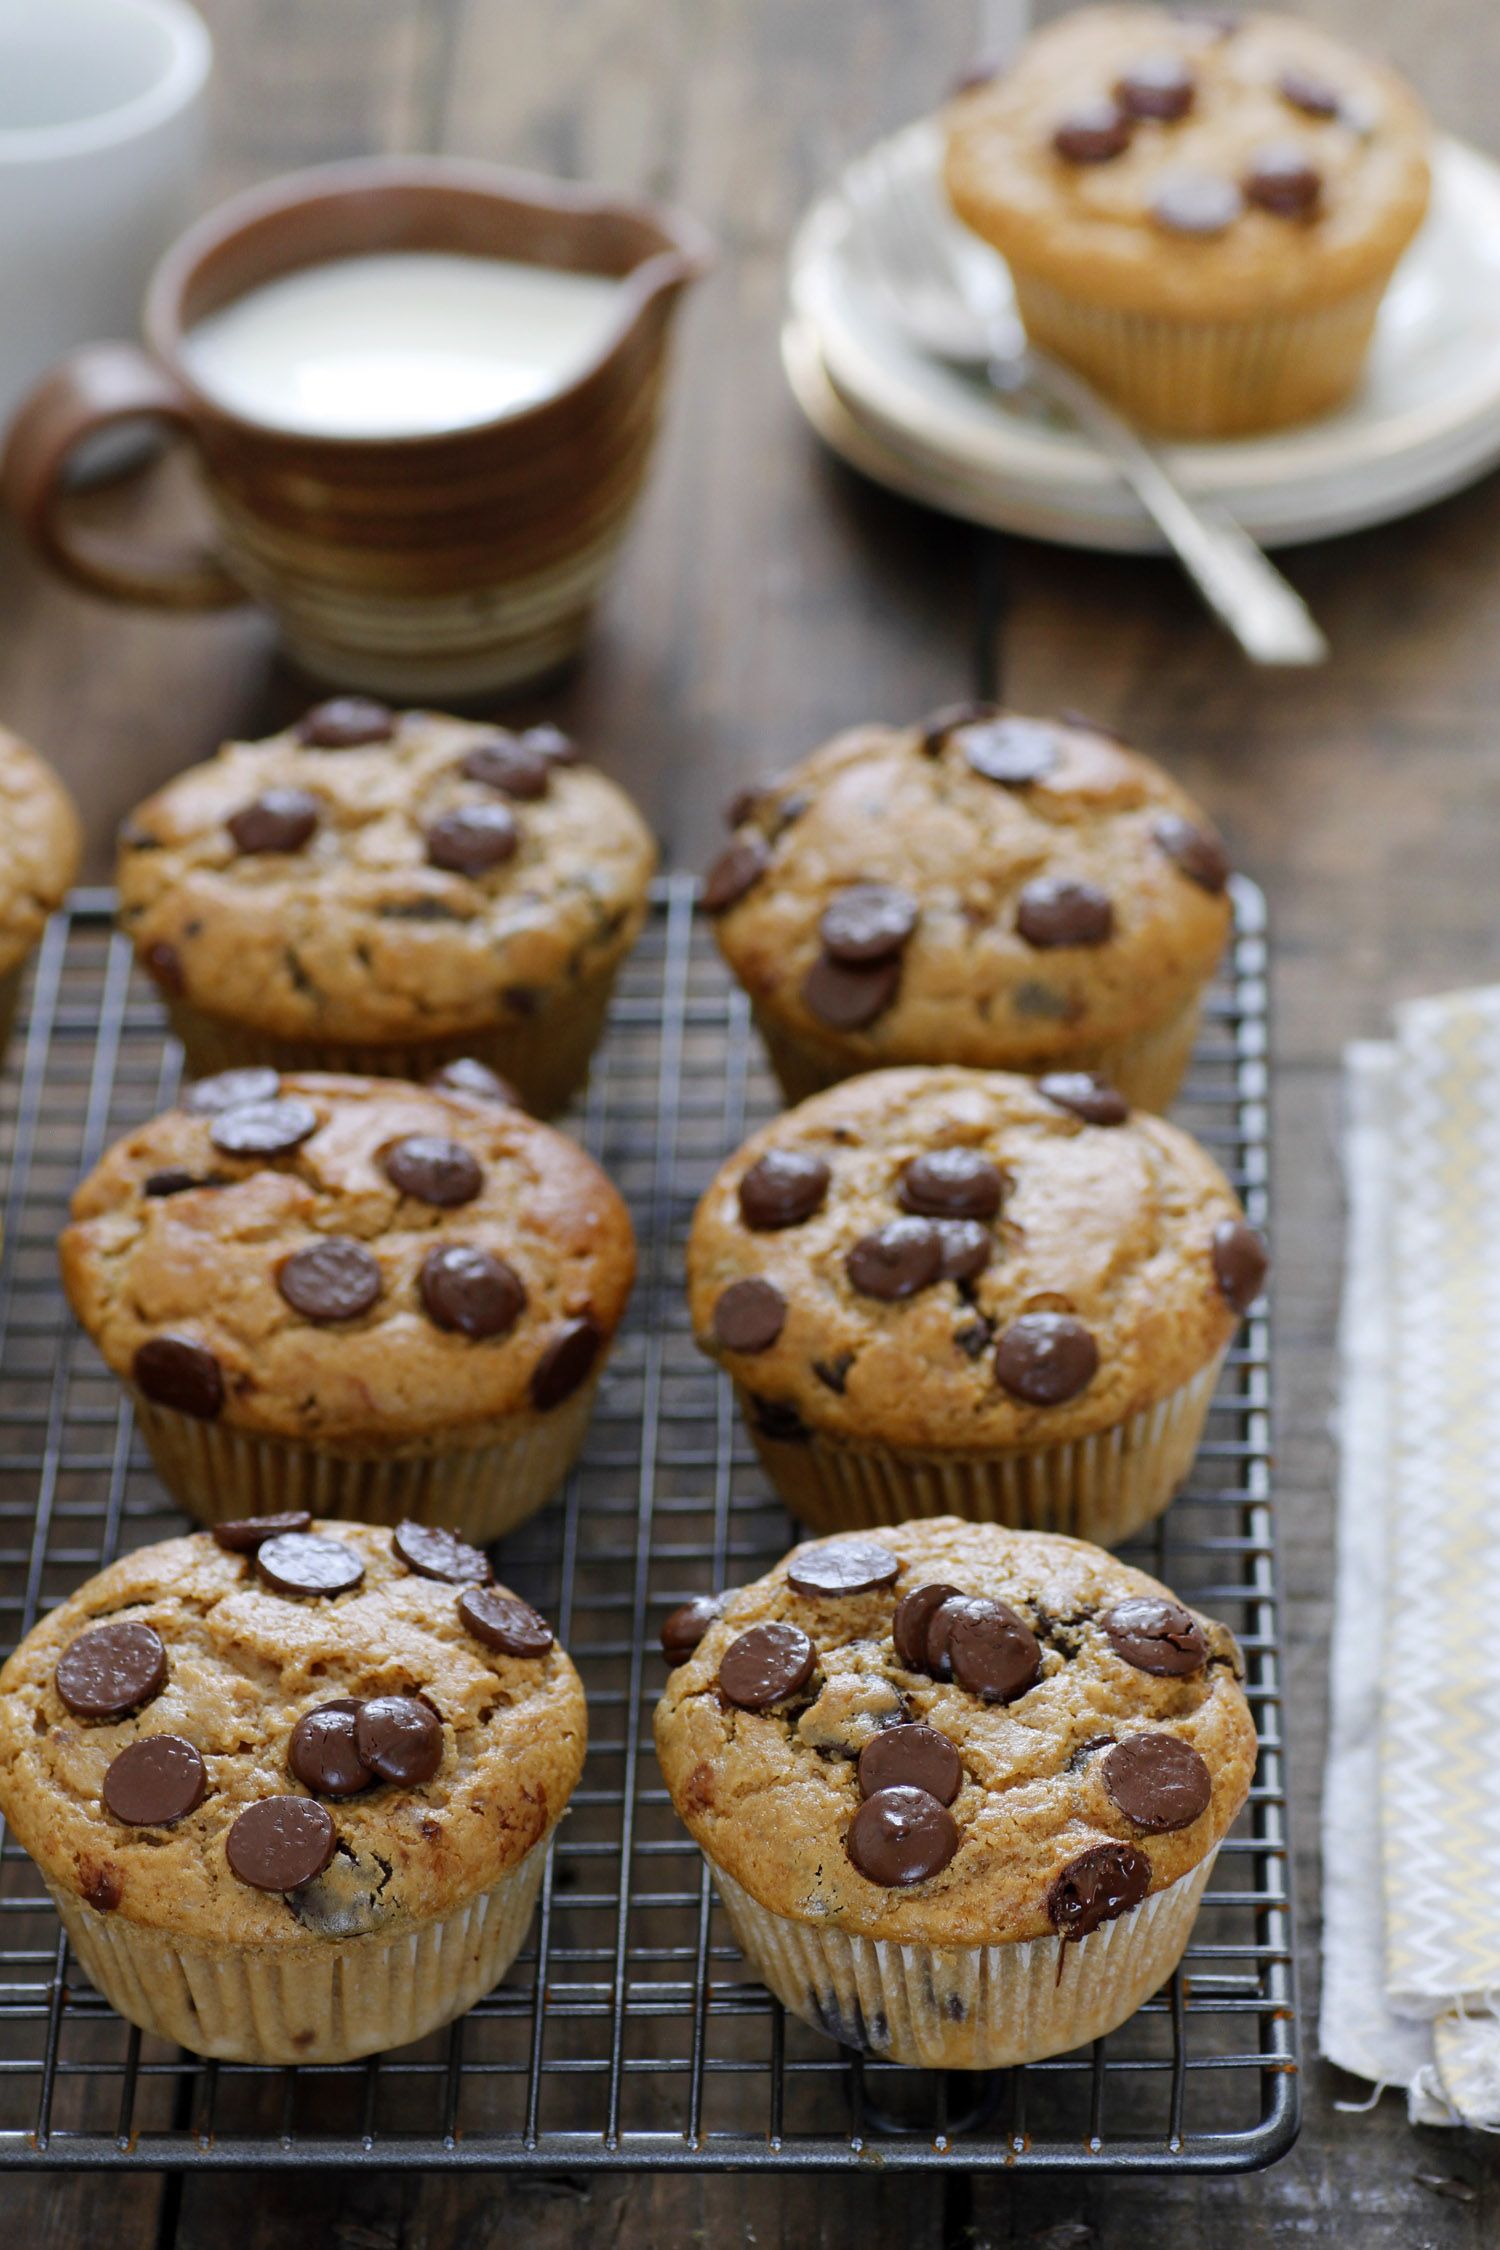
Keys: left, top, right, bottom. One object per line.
{"left": 0, "top": 725, "right": 81, "bottom": 1066}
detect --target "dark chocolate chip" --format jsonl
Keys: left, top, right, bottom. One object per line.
{"left": 144, "top": 1168, "right": 208, "bottom": 1197}
{"left": 1278, "top": 63, "right": 1340, "bottom": 118}
{"left": 724, "top": 782, "right": 766, "bottom": 828}
{"left": 1038, "top": 1071, "right": 1129, "bottom": 1126}
{"left": 461, "top": 735, "right": 551, "bottom": 800}
{"left": 1154, "top": 812, "right": 1230, "bottom": 893}
{"left": 182, "top": 1066, "right": 281, "bottom": 1115}
{"left": 713, "top": 1277, "right": 786, "bottom": 1353}
{"left": 1116, "top": 51, "right": 1196, "bottom": 120}
{"left": 355, "top": 1694, "right": 443, "bottom": 1786}
{"left": 936, "top": 1219, "right": 993, "bottom": 1282}
{"left": 212, "top": 1511, "right": 311, "bottom": 1552}
{"left": 846, "top": 1217, "right": 944, "bottom": 1301}
{"left": 802, "top": 952, "right": 901, "bottom": 1030}
{"left": 857, "top": 1723, "right": 962, "bottom": 1805}
{"left": 718, "top": 1621, "right": 816, "bottom": 1709}
{"left": 384, "top": 1135, "right": 482, "bottom": 1207}
{"left": 847, "top": 1785, "right": 958, "bottom": 1886}
{"left": 923, "top": 1593, "right": 989, "bottom": 1678}
{"left": 103, "top": 1734, "right": 207, "bottom": 1826}
{"left": 1212, "top": 1217, "right": 1268, "bottom": 1312}
{"left": 660, "top": 1593, "right": 724, "bottom": 1665}
{"left": 1244, "top": 142, "right": 1322, "bottom": 216}
{"left": 1016, "top": 877, "right": 1114, "bottom": 949}
{"left": 226, "top": 1796, "right": 337, "bottom": 1890}
{"left": 748, "top": 1394, "right": 809, "bottom": 1443}
{"left": 142, "top": 940, "right": 184, "bottom": 996}
{"left": 892, "top": 1583, "right": 961, "bottom": 1671}
{"left": 959, "top": 715, "right": 1060, "bottom": 788}
{"left": 739, "top": 1149, "right": 831, "bottom": 1230}
{"left": 277, "top": 1237, "right": 382, "bottom": 1323}
{"left": 1047, "top": 1840, "right": 1152, "bottom": 1938}
{"left": 812, "top": 1351, "right": 855, "bottom": 1394}
{"left": 994, "top": 1314, "right": 1098, "bottom": 1405}
{"left": 1150, "top": 170, "right": 1244, "bottom": 235}
{"left": 254, "top": 1532, "right": 365, "bottom": 1599}
{"left": 701, "top": 834, "right": 770, "bottom": 913}
{"left": 426, "top": 802, "right": 520, "bottom": 876}
{"left": 210, "top": 1097, "right": 318, "bottom": 1158}
{"left": 787, "top": 1539, "right": 900, "bottom": 1598}
{"left": 459, "top": 1586, "right": 554, "bottom": 1656}
{"left": 288, "top": 1702, "right": 372, "bottom": 1797}
{"left": 899, "top": 1148, "right": 1004, "bottom": 1220}
{"left": 298, "top": 697, "right": 395, "bottom": 748}
{"left": 392, "top": 1521, "right": 491, "bottom": 1584}
{"left": 1052, "top": 95, "right": 1133, "bottom": 163}
{"left": 56, "top": 1622, "right": 167, "bottom": 1720}
{"left": 955, "top": 1315, "right": 994, "bottom": 1358}
{"left": 425, "top": 1057, "right": 520, "bottom": 1107}
{"left": 133, "top": 1335, "right": 224, "bottom": 1420}
{"left": 420, "top": 1244, "right": 526, "bottom": 1339}
{"left": 1102, "top": 1733, "right": 1213, "bottom": 1832}
{"left": 947, "top": 1601, "right": 1042, "bottom": 1703}
{"left": 1067, "top": 1733, "right": 1116, "bottom": 1772}
{"left": 521, "top": 723, "right": 580, "bottom": 766}
{"left": 227, "top": 788, "right": 320, "bottom": 856}
{"left": 531, "top": 1315, "right": 603, "bottom": 1407}
{"left": 1101, "top": 1596, "right": 1208, "bottom": 1675}
{"left": 920, "top": 699, "right": 1000, "bottom": 755}
{"left": 819, "top": 884, "right": 919, "bottom": 965}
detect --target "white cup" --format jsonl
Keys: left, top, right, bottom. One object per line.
{"left": 0, "top": 0, "right": 211, "bottom": 433}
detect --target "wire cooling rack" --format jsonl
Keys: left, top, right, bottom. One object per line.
{"left": 0, "top": 875, "right": 1294, "bottom": 2173}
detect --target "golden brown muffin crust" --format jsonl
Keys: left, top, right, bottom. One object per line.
{"left": 0, "top": 727, "right": 82, "bottom": 975}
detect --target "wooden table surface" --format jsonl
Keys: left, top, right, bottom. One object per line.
{"left": 4, "top": 0, "right": 1499, "bottom": 2240}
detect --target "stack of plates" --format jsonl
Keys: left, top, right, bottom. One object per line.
{"left": 784, "top": 119, "right": 1500, "bottom": 553}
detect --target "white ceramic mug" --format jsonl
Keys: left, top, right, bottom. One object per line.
{"left": 0, "top": 0, "right": 210, "bottom": 433}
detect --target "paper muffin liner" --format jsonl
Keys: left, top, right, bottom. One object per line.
{"left": 736, "top": 1349, "right": 1225, "bottom": 1547}
{"left": 128, "top": 1374, "right": 601, "bottom": 1542}
{"left": 1010, "top": 270, "right": 1391, "bottom": 439}
{"left": 0, "top": 958, "right": 23, "bottom": 1070}
{"left": 46, "top": 1828, "right": 552, "bottom": 2065}
{"left": 712, "top": 1850, "right": 1216, "bottom": 2069}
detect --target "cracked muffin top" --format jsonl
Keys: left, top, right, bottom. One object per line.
{"left": 116, "top": 702, "right": 656, "bottom": 1045}
{"left": 702, "top": 710, "right": 1232, "bottom": 1074}
{"left": 687, "top": 1067, "right": 1262, "bottom": 1452}
{"left": 0, "top": 727, "right": 81, "bottom": 977}
{"left": 0, "top": 1523, "right": 586, "bottom": 1945}
{"left": 944, "top": 7, "right": 1429, "bottom": 318}
{"left": 60, "top": 1071, "right": 635, "bottom": 1445}
{"left": 655, "top": 1517, "right": 1254, "bottom": 1946}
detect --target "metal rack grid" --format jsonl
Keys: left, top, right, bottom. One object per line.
{"left": 0, "top": 875, "right": 1295, "bottom": 2173}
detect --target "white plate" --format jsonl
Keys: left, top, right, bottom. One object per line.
{"left": 785, "top": 121, "right": 1500, "bottom": 552}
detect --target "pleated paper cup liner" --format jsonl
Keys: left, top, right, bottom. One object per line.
{"left": 128, "top": 1375, "right": 601, "bottom": 1542}
{"left": 713, "top": 1851, "right": 1217, "bottom": 2070}
{"left": 737, "top": 1350, "right": 1225, "bottom": 1547}
{"left": 47, "top": 1830, "right": 552, "bottom": 2065}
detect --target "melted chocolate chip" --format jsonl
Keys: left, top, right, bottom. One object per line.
{"left": 522, "top": 723, "right": 579, "bottom": 766}
{"left": 425, "top": 1057, "right": 519, "bottom": 1107}
{"left": 1038, "top": 1071, "right": 1129, "bottom": 1126}
{"left": 660, "top": 1593, "right": 724, "bottom": 1665}
{"left": 182, "top": 1067, "right": 281, "bottom": 1115}
{"left": 227, "top": 1796, "right": 337, "bottom": 1890}
{"left": 920, "top": 699, "right": 1000, "bottom": 755}
{"left": 1244, "top": 142, "right": 1322, "bottom": 216}
{"left": 1102, "top": 1733, "right": 1212, "bottom": 1832}
{"left": 1047, "top": 1840, "right": 1152, "bottom": 1938}
{"left": 955, "top": 1315, "right": 993, "bottom": 1358}
{"left": 298, "top": 697, "right": 394, "bottom": 748}
{"left": 531, "top": 1315, "right": 603, "bottom": 1407}
{"left": 713, "top": 1277, "right": 786, "bottom": 1353}
{"left": 802, "top": 952, "right": 901, "bottom": 1030}
{"left": 702, "top": 835, "right": 770, "bottom": 913}
{"left": 1052, "top": 96, "right": 1132, "bottom": 163}
{"left": 1016, "top": 877, "right": 1114, "bottom": 949}
{"left": 899, "top": 1148, "right": 1004, "bottom": 1220}
{"left": 425, "top": 803, "right": 520, "bottom": 876}
{"left": 1102, "top": 1596, "right": 1208, "bottom": 1675}
{"left": 227, "top": 788, "right": 321, "bottom": 856}
{"left": 739, "top": 1149, "right": 831, "bottom": 1230}
{"left": 857, "top": 1724, "right": 962, "bottom": 1805}
{"left": 1150, "top": 171, "right": 1245, "bottom": 235}
{"left": 392, "top": 1521, "right": 491, "bottom": 1584}
{"left": 461, "top": 736, "right": 551, "bottom": 800}
{"left": 847, "top": 1785, "right": 959, "bottom": 1886}
{"left": 958, "top": 715, "right": 1060, "bottom": 787}
{"left": 210, "top": 1097, "right": 319, "bottom": 1158}
{"left": 355, "top": 1695, "right": 443, "bottom": 1786}
{"left": 384, "top": 1135, "right": 482, "bottom": 1207}
{"left": 459, "top": 1587, "right": 554, "bottom": 1656}
{"left": 846, "top": 1217, "right": 944, "bottom": 1301}
{"left": 144, "top": 940, "right": 184, "bottom": 994}
{"left": 1067, "top": 1733, "right": 1116, "bottom": 1773}
{"left": 56, "top": 1622, "right": 167, "bottom": 1720}
{"left": 255, "top": 1532, "right": 365, "bottom": 1599}
{"left": 133, "top": 1335, "right": 224, "bottom": 1420}
{"left": 212, "top": 1511, "right": 311, "bottom": 1552}
{"left": 786, "top": 1539, "right": 900, "bottom": 1598}
{"left": 748, "top": 1395, "right": 808, "bottom": 1443}
{"left": 892, "top": 1583, "right": 961, "bottom": 1671}
{"left": 1278, "top": 63, "right": 1340, "bottom": 118}
{"left": 103, "top": 1734, "right": 207, "bottom": 1825}
{"left": 819, "top": 884, "right": 919, "bottom": 965}
{"left": 419, "top": 1244, "right": 525, "bottom": 1338}
{"left": 1116, "top": 51, "right": 1195, "bottom": 119}
{"left": 718, "top": 1621, "right": 816, "bottom": 1709}
{"left": 994, "top": 1314, "right": 1099, "bottom": 1405}
{"left": 936, "top": 1219, "right": 993, "bottom": 1282}
{"left": 812, "top": 1351, "right": 855, "bottom": 1394}
{"left": 1154, "top": 812, "right": 1230, "bottom": 893}
{"left": 1212, "top": 1217, "right": 1268, "bottom": 1312}
{"left": 144, "top": 1168, "right": 208, "bottom": 1197}
{"left": 288, "top": 1701, "right": 371, "bottom": 1796}
{"left": 277, "top": 1238, "right": 382, "bottom": 1323}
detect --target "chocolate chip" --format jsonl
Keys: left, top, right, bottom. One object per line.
{"left": 802, "top": 952, "right": 901, "bottom": 1030}
{"left": 846, "top": 1217, "right": 944, "bottom": 1301}
{"left": 227, "top": 1796, "right": 337, "bottom": 1890}
{"left": 288, "top": 1702, "right": 371, "bottom": 1797}
{"left": 1116, "top": 52, "right": 1195, "bottom": 120}
{"left": 1052, "top": 96, "right": 1132, "bottom": 163}
{"left": 1102, "top": 1596, "right": 1208, "bottom": 1675}
{"left": 420, "top": 1244, "right": 526, "bottom": 1338}
{"left": 660, "top": 1593, "right": 724, "bottom": 1664}
{"left": 210, "top": 1097, "right": 318, "bottom": 1158}
{"left": 1102, "top": 1734, "right": 1212, "bottom": 1832}
{"left": 1278, "top": 63, "right": 1340, "bottom": 118}
{"left": 1048, "top": 1841, "right": 1152, "bottom": 1938}
{"left": 899, "top": 1148, "right": 1004, "bottom": 1220}
{"left": 425, "top": 1057, "right": 520, "bottom": 1107}
{"left": 718, "top": 1621, "right": 816, "bottom": 1709}
{"left": 56, "top": 1622, "right": 167, "bottom": 1720}
{"left": 531, "top": 1315, "right": 603, "bottom": 1407}
{"left": 713, "top": 1277, "right": 786, "bottom": 1353}
{"left": 1155, "top": 812, "right": 1230, "bottom": 893}
{"left": 425, "top": 802, "right": 520, "bottom": 876}
{"left": 1067, "top": 1733, "right": 1116, "bottom": 1772}
{"left": 277, "top": 1237, "right": 382, "bottom": 1323}
{"left": 133, "top": 1335, "right": 224, "bottom": 1420}
{"left": 994, "top": 1314, "right": 1098, "bottom": 1405}
{"left": 458, "top": 1586, "right": 554, "bottom": 1656}
{"left": 958, "top": 715, "right": 1060, "bottom": 787}
{"left": 847, "top": 1785, "right": 958, "bottom": 1885}
{"left": 1212, "top": 1217, "right": 1268, "bottom": 1312}
{"left": 724, "top": 782, "right": 766, "bottom": 827}
{"left": 227, "top": 788, "right": 321, "bottom": 856}
{"left": 936, "top": 1219, "right": 993, "bottom": 1282}
{"left": 819, "top": 884, "right": 919, "bottom": 965}
{"left": 355, "top": 1694, "right": 443, "bottom": 1786}
{"left": 384, "top": 1135, "right": 482, "bottom": 1207}
{"left": 892, "top": 1583, "right": 961, "bottom": 1670}
{"left": 1244, "top": 143, "right": 1322, "bottom": 216}
{"left": 787, "top": 1539, "right": 900, "bottom": 1598}
{"left": 923, "top": 1592, "right": 987, "bottom": 1677}
{"left": 144, "top": 1169, "right": 208, "bottom": 1197}
{"left": 1016, "top": 877, "right": 1114, "bottom": 948}
{"left": 461, "top": 735, "right": 551, "bottom": 800}
{"left": 701, "top": 835, "right": 770, "bottom": 913}
{"left": 521, "top": 723, "right": 580, "bottom": 766}
{"left": 392, "top": 1521, "right": 491, "bottom": 1584}
{"left": 858, "top": 1723, "right": 962, "bottom": 1805}
{"left": 812, "top": 1351, "right": 855, "bottom": 1393}
{"left": 298, "top": 697, "right": 394, "bottom": 747}
{"left": 955, "top": 1315, "right": 993, "bottom": 1357}
{"left": 1150, "top": 171, "right": 1244, "bottom": 235}
{"left": 212, "top": 1511, "right": 312, "bottom": 1552}
{"left": 739, "top": 1149, "right": 831, "bottom": 1230}
{"left": 920, "top": 699, "right": 1000, "bottom": 755}
{"left": 254, "top": 1532, "right": 365, "bottom": 1598}
{"left": 748, "top": 1394, "right": 808, "bottom": 1443}
{"left": 144, "top": 940, "right": 184, "bottom": 994}
{"left": 102, "top": 1734, "right": 207, "bottom": 1826}
{"left": 182, "top": 1067, "right": 281, "bottom": 1115}
{"left": 1038, "top": 1072, "right": 1129, "bottom": 1126}
{"left": 947, "top": 1601, "right": 1042, "bottom": 1703}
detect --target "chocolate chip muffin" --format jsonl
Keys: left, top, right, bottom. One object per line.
{"left": 0, "top": 1521, "right": 584, "bottom": 2063}
{"left": 655, "top": 1517, "right": 1253, "bottom": 2068}
{"left": 687, "top": 1066, "right": 1264, "bottom": 1544}
{"left": 116, "top": 702, "right": 657, "bottom": 1115}
{"left": 0, "top": 725, "right": 81, "bottom": 1063}
{"left": 59, "top": 1071, "right": 636, "bottom": 1539}
{"left": 944, "top": 6, "right": 1429, "bottom": 435}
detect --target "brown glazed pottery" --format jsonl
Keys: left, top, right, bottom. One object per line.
{"left": 0, "top": 158, "right": 710, "bottom": 696}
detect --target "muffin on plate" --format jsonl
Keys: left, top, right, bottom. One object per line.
{"left": 687, "top": 1066, "right": 1265, "bottom": 1544}
{"left": 944, "top": 6, "right": 1430, "bottom": 436}
{"left": 655, "top": 1517, "right": 1254, "bottom": 2068}
{"left": 0, "top": 725, "right": 81, "bottom": 1064}
{"left": 0, "top": 1521, "right": 585, "bottom": 2063}
{"left": 704, "top": 708, "right": 1233, "bottom": 1111}
{"left": 59, "top": 1071, "right": 635, "bottom": 1538}
{"left": 117, "top": 700, "right": 657, "bottom": 1115}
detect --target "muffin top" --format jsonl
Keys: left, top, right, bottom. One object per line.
{"left": 703, "top": 710, "right": 1232, "bottom": 1070}
{"left": 117, "top": 702, "right": 657, "bottom": 1044}
{"left": 0, "top": 727, "right": 82, "bottom": 978}
{"left": 655, "top": 1517, "right": 1254, "bottom": 1946}
{"left": 0, "top": 1523, "right": 585, "bottom": 1946}
{"left": 688, "top": 1067, "right": 1262, "bottom": 1451}
{"left": 60, "top": 1070, "right": 635, "bottom": 1445}
{"left": 944, "top": 6, "right": 1430, "bottom": 317}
